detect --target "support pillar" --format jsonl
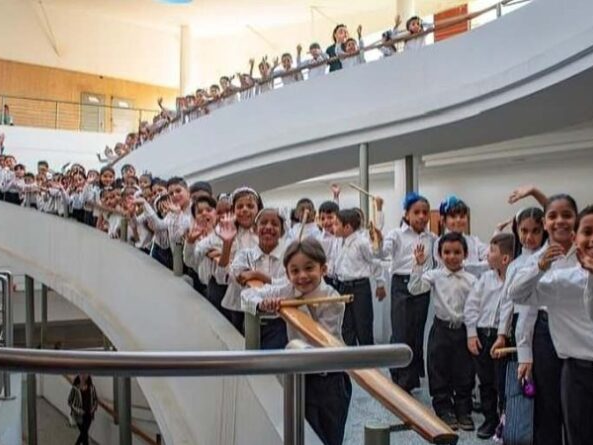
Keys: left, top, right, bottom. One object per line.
{"left": 180, "top": 25, "right": 193, "bottom": 96}
{"left": 25, "top": 275, "right": 37, "bottom": 445}
{"left": 40, "top": 285, "right": 48, "bottom": 349}
{"left": 397, "top": 0, "right": 416, "bottom": 20}
{"left": 404, "top": 154, "right": 419, "bottom": 194}
{"left": 117, "top": 377, "right": 132, "bottom": 445}
{"left": 359, "top": 143, "right": 370, "bottom": 221}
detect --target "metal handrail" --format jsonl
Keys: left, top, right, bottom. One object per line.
{"left": 0, "top": 344, "right": 412, "bottom": 377}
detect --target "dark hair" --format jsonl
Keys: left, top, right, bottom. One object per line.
{"left": 402, "top": 192, "right": 429, "bottom": 225}
{"left": 191, "top": 195, "right": 217, "bottom": 217}
{"left": 319, "top": 201, "right": 339, "bottom": 215}
{"left": 283, "top": 238, "right": 327, "bottom": 269}
{"left": 296, "top": 198, "right": 315, "bottom": 209}
{"left": 14, "top": 163, "right": 25, "bottom": 170}
{"left": 210, "top": 84, "right": 220, "bottom": 90}
{"left": 438, "top": 232, "right": 468, "bottom": 256}
{"left": 332, "top": 24, "right": 347, "bottom": 43}
{"left": 309, "top": 42, "right": 321, "bottom": 50}
{"left": 491, "top": 233, "right": 515, "bottom": 257}
{"left": 512, "top": 207, "right": 546, "bottom": 258}
{"left": 577, "top": 205, "right": 593, "bottom": 230}
{"left": 152, "top": 178, "right": 167, "bottom": 188}
{"left": 406, "top": 16, "right": 422, "bottom": 32}
{"left": 281, "top": 53, "right": 292, "bottom": 60}
{"left": 232, "top": 188, "right": 263, "bottom": 212}
{"left": 190, "top": 181, "right": 213, "bottom": 196}
{"left": 120, "top": 163, "right": 134, "bottom": 175}
{"left": 545, "top": 194, "right": 578, "bottom": 216}
{"left": 37, "top": 160, "right": 49, "bottom": 168}
{"left": 439, "top": 195, "right": 469, "bottom": 217}
{"left": 166, "top": 176, "right": 188, "bottom": 189}
{"left": 73, "top": 375, "right": 93, "bottom": 387}
{"left": 337, "top": 209, "right": 361, "bottom": 231}
{"left": 220, "top": 76, "right": 230, "bottom": 82}
{"left": 344, "top": 37, "right": 357, "bottom": 47}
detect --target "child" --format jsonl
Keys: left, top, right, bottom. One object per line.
{"left": 339, "top": 25, "right": 365, "bottom": 69}
{"left": 317, "top": 200, "right": 341, "bottom": 281}
{"left": 435, "top": 195, "right": 489, "bottom": 277}
{"left": 380, "top": 15, "right": 403, "bottom": 58}
{"left": 512, "top": 205, "right": 593, "bottom": 445}
{"left": 148, "top": 194, "right": 173, "bottom": 269}
{"left": 21, "top": 172, "right": 38, "bottom": 209}
{"left": 508, "top": 194, "right": 579, "bottom": 445}
{"left": 297, "top": 43, "right": 328, "bottom": 80}
{"left": 409, "top": 232, "right": 476, "bottom": 430}
{"left": 82, "top": 170, "right": 100, "bottom": 226}
{"left": 404, "top": 16, "right": 433, "bottom": 51}
{"left": 333, "top": 209, "right": 386, "bottom": 346}
{"left": 3, "top": 163, "right": 25, "bottom": 205}
{"left": 464, "top": 233, "right": 515, "bottom": 438}
{"left": 289, "top": 198, "right": 321, "bottom": 241}
{"left": 279, "top": 52, "right": 303, "bottom": 87}
{"left": 231, "top": 208, "right": 288, "bottom": 349}
{"left": 376, "top": 192, "right": 435, "bottom": 392}
{"left": 241, "top": 238, "right": 351, "bottom": 445}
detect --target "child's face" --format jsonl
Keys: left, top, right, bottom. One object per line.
{"left": 310, "top": 47, "right": 321, "bottom": 58}
{"left": 286, "top": 252, "right": 327, "bottom": 295}
{"left": 210, "top": 86, "right": 220, "bottom": 96}
{"left": 487, "top": 244, "right": 505, "bottom": 271}
{"left": 345, "top": 39, "right": 358, "bottom": 53}
{"left": 5, "top": 157, "right": 15, "bottom": 169}
{"left": 103, "top": 191, "right": 119, "bottom": 208}
{"left": 124, "top": 176, "right": 138, "bottom": 187}
{"left": 281, "top": 55, "right": 292, "bottom": 70}
{"left": 168, "top": 183, "right": 190, "bottom": 208}
{"left": 233, "top": 195, "right": 258, "bottom": 229}
{"left": 545, "top": 199, "right": 577, "bottom": 246}
{"left": 518, "top": 217, "right": 544, "bottom": 251}
{"left": 444, "top": 212, "right": 468, "bottom": 234}
{"left": 152, "top": 184, "right": 167, "bottom": 196}
{"left": 73, "top": 174, "right": 85, "bottom": 189}
{"left": 297, "top": 203, "right": 315, "bottom": 223}
{"left": 334, "top": 26, "right": 349, "bottom": 43}
{"left": 38, "top": 164, "right": 48, "bottom": 176}
{"left": 257, "top": 211, "right": 282, "bottom": 248}
{"left": 334, "top": 219, "right": 353, "bottom": 238}
{"left": 195, "top": 202, "right": 216, "bottom": 227}
{"left": 24, "top": 176, "right": 34, "bottom": 185}
{"left": 216, "top": 200, "right": 231, "bottom": 222}
{"left": 406, "top": 201, "right": 430, "bottom": 233}
{"left": 88, "top": 171, "right": 98, "bottom": 183}
{"left": 123, "top": 167, "right": 136, "bottom": 179}
{"left": 319, "top": 211, "right": 337, "bottom": 234}
{"left": 575, "top": 214, "right": 593, "bottom": 257}
{"left": 100, "top": 170, "right": 115, "bottom": 187}
{"left": 408, "top": 19, "right": 421, "bottom": 34}
{"left": 440, "top": 241, "right": 466, "bottom": 272}
{"left": 139, "top": 176, "right": 151, "bottom": 189}
{"left": 14, "top": 166, "right": 25, "bottom": 178}
{"left": 220, "top": 78, "right": 229, "bottom": 88}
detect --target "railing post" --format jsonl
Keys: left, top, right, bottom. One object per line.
{"left": 40, "top": 285, "right": 48, "bottom": 349}
{"left": 404, "top": 154, "right": 419, "bottom": 194}
{"left": 25, "top": 275, "right": 38, "bottom": 445}
{"left": 496, "top": 2, "right": 503, "bottom": 18}
{"left": 120, "top": 218, "right": 129, "bottom": 243}
{"left": 364, "top": 422, "right": 391, "bottom": 445}
{"left": 117, "top": 377, "right": 132, "bottom": 445}
{"left": 0, "top": 272, "right": 15, "bottom": 399}
{"left": 284, "top": 373, "right": 295, "bottom": 445}
{"left": 173, "top": 243, "right": 184, "bottom": 277}
{"left": 295, "top": 374, "right": 305, "bottom": 445}
{"left": 244, "top": 313, "right": 261, "bottom": 350}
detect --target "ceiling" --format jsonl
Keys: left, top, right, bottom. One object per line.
{"left": 40, "top": 0, "right": 469, "bottom": 37}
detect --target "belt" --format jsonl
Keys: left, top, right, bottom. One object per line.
{"left": 337, "top": 277, "right": 369, "bottom": 286}
{"left": 538, "top": 310, "right": 549, "bottom": 322}
{"left": 434, "top": 317, "right": 463, "bottom": 330}
{"left": 567, "top": 358, "right": 593, "bottom": 369}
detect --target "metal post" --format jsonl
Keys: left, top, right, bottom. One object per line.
{"left": 25, "top": 275, "right": 37, "bottom": 445}
{"left": 359, "top": 142, "right": 370, "bottom": 221}
{"left": 294, "top": 374, "right": 305, "bottom": 445}
{"left": 117, "top": 377, "right": 132, "bottom": 445}
{"left": 120, "top": 218, "right": 128, "bottom": 243}
{"left": 0, "top": 272, "right": 14, "bottom": 399}
{"left": 284, "top": 374, "right": 295, "bottom": 445}
{"left": 364, "top": 422, "right": 391, "bottom": 445}
{"left": 40, "top": 285, "right": 48, "bottom": 349}
{"left": 173, "top": 243, "right": 184, "bottom": 277}
{"left": 404, "top": 154, "right": 419, "bottom": 194}
{"left": 496, "top": 2, "right": 503, "bottom": 18}
{"left": 244, "top": 313, "right": 261, "bottom": 350}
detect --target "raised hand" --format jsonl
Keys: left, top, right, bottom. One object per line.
{"left": 296, "top": 44, "right": 302, "bottom": 54}
{"left": 496, "top": 218, "right": 513, "bottom": 232}
{"left": 538, "top": 244, "right": 565, "bottom": 271}
{"left": 216, "top": 213, "right": 237, "bottom": 243}
{"left": 374, "top": 196, "right": 384, "bottom": 211}
{"left": 508, "top": 185, "right": 536, "bottom": 204}
{"left": 577, "top": 246, "right": 593, "bottom": 273}
{"left": 395, "top": 14, "right": 402, "bottom": 28}
{"left": 330, "top": 183, "right": 341, "bottom": 198}
{"left": 357, "top": 25, "right": 363, "bottom": 39}
{"left": 413, "top": 243, "right": 427, "bottom": 265}
{"left": 186, "top": 220, "right": 207, "bottom": 244}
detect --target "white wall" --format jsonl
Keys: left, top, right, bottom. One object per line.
{"left": 0, "top": 125, "right": 125, "bottom": 171}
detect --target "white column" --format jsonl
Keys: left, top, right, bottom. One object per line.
{"left": 179, "top": 25, "right": 193, "bottom": 96}
{"left": 393, "top": 159, "right": 407, "bottom": 224}
{"left": 397, "top": 0, "right": 416, "bottom": 19}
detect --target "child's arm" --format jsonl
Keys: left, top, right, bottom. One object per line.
{"left": 358, "top": 237, "right": 386, "bottom": 300}
{"left": 508, "top": 185, "right": 548, "bottom": 208}
{"left": 240, "top": 281, "right": 293, "bottom": 315}
{"left": 463, "top": 276, "right": 484, "bottom": 352}
{"left": 408, "top": 244, "right": 433, "bottom": 295}
{"left": 138, "top": 199, "right": 169, "bottom": 232}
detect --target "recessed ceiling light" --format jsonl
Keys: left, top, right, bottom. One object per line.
{"left": 157, "top": 0, "right": 193, "bottom": 4}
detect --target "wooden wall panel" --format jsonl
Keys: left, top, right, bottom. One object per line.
{"left": 434, "top": 4, "right": 469, "bottom": 42}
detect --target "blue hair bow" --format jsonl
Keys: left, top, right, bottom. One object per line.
{"left": 402, "top": 192, "right": 425, "bottom": 211}
{"left": 439, "top": 195, "right": 460, "bottom": 215}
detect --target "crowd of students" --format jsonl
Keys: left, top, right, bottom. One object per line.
{"left": 1, "top": 146, "right": 592, "bottom": 445}
{"left": 98, "top": 15, "right": 433, "bottom": 165}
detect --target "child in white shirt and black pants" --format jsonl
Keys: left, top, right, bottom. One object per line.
{"left": 333, "top": 209, "right": 386, "bottom": 346}
{"left": 409, "top": 232, "right": 477, "bottom": 431}
{"left": 464, "top": 233, "right": 515, "bottom": 438}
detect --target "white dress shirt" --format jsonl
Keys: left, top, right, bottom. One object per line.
{"left": 143, "top": 202, "right": 192, "bottom": 247}
{"left": 317, "top": 231, "right": 341, "bottom": 278}
{"left": 230, "top": 243, "right": 287, "bottom": 286}
{"left": 297, "top": 53, "right": 329, "bottom": 79}
{"left": 464, "top": 269, "right": 512, "bottom": 338}
{"left": 241, "top": 281, "right": 345, "bottom": 345}
{"left": 379, "top": 222, "right": 436, "bottom": 275}
{"left": 288, "top": 222, "right": 322, "bottom": 242}
{"left": 334, "top": 232, "right": 385, "bottom": 286}
{"left": 409, "top": 265, "right": 477, "bottom": 324}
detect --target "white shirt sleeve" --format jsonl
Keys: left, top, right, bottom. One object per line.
{"left": 585, "top": 273, "right": 593, "bottom": 322}
{"left": 464, "top": 275, "right": 484, "bottom": 338}
{"left": 508, "top": 260, "right": 544, "bottom": 305}
{"left": 515, "top": 304, "right": 537, "bottom": 363}
{"left": 240, "top": 282, "right": 294, "bottom": 316}
{"left": 358, "top": 238, "right": 385, "bottom": 287}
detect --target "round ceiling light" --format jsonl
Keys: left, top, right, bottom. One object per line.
{"left": 157, "top": 0, "right": 193, "bottom": 4}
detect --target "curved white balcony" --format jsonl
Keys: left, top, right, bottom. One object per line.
{"left": 117, "top": 0, "right": 593, "bottom": 191}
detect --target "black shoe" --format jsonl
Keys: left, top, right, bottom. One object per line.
{"left": 440, "top": 412, "right": 458, "bottom": 430}
{"left": 457, "top": 414, "right": 475, "bottom": 431}
{"left": 477, "top": 418, "right": 498, "bottom": 439}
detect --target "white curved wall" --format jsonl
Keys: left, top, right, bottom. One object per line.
{"left": 118, "top": 0, "right": 593, "bottom": 192}
{"left": 0, "top": 203, "right": 321, "bottom": 445}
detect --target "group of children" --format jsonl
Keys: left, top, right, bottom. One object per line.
{"left": 2, "top": 149, "right": 592, "bottom": 445}
{"left": 101, "top": 14, "right": 433, "bottom": 167}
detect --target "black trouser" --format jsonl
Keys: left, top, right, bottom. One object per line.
{"left": 260, "top": 317, "right": 288, "bottom": 350}
{"left": 206, "top": 278, "right": 232, "bottom": 322}
{"left": 389, "top": 274, "right": 429, "bottom": 390}
{"left": 229, "top": 310, "right": 245, "bottom": 335}
{"left": 561, "top": 358, "right": 593, "bottom": 445}
{"left": 4, "top": 191, "right": 21, "bottom": 205}
{"left": 533, "top": 311, "right": 564, "bottom": 445}
{"left": 474, "top": 328, "right": 502, "bottom": 422}
{"left": 75, "top": 413, "right": 92, "bottom": 445}
{"left": 151, "top": 244, "right": 173, "bottom": 270}
{"left": 336, "top": 278, "right": 374, "bottom": 346}
{"left": 71, "top": 208, "right": 85, "bottom": 223}
{"left": 427, "top": 318, "right": 474, "bottom": 417}
{"left": 83, "top": 210, "right": 97, "bottom": 227}
{"left": 306, "top": 372, "right": 352, "bottom": 445}
{"left": 187, "top": 268, "right": 207, "bottom": 296}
